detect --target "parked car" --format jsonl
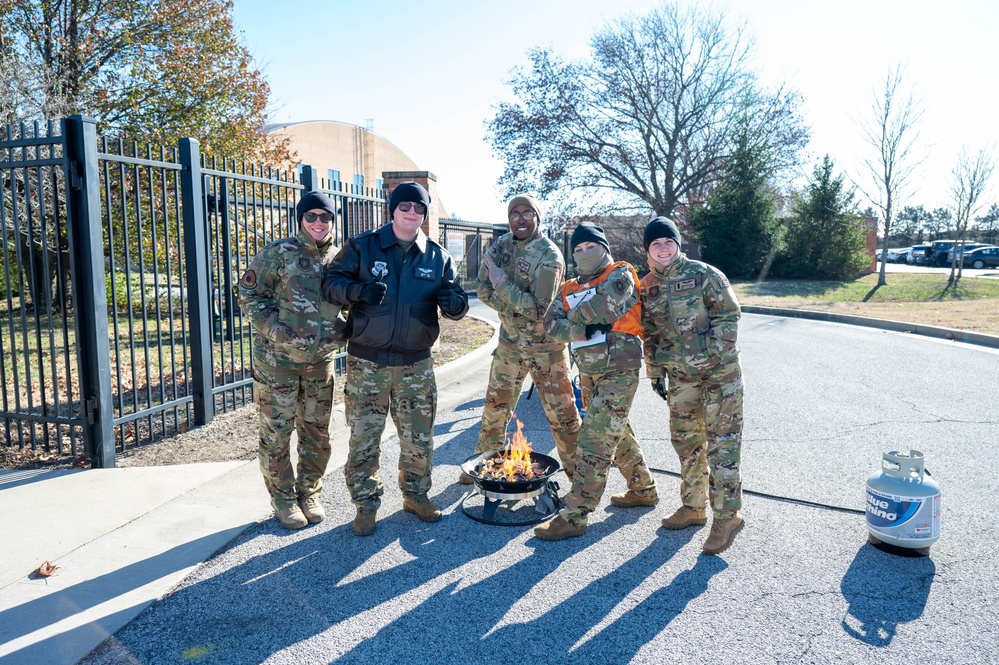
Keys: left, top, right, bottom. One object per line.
{"left": 928, "top": 240, "right": 959, "bottom": 266}
{"left": 962, "top": 246, "right": 999, "bottom": 269}
{"left": 947, "top": 243, "right": 996, "bottom": 263}
{"left": 887, "top": 247, "right": 912, "bottom": 263}
{"left": 907, "top": 245, "right": 930, "bottom": 265}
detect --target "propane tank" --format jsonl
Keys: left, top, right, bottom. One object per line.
{"left": 866, "top": 449, "right": 941, "bottom": 556}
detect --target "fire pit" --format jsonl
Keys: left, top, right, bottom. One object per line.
{"left": 458, "top": 420, "right": 564, "bottom": 525}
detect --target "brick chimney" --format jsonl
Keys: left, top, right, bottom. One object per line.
{"left": 382, "top": 171, "right": 439, "bottom": 241}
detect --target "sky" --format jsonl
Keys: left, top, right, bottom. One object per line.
{"left": 231, "top": 0, "right": 999, "bottom": 224}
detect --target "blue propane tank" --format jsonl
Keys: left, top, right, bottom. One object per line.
{"left": 866, "top": 449, "right": 941, "bottom": 556}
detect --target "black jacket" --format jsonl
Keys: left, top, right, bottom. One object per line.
{"left": 322, "top": 223, "right": 469, "bottom": 366}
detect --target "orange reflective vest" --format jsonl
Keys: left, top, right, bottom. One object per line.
{"left": 560, "top": 261, "right": 643, "bottom": 337}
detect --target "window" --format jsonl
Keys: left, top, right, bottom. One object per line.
{"left": 328, "top": 169, "right": 341, "bottom": 189}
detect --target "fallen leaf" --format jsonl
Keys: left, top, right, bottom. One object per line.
{"left": 72, "top": 456, "right": 91, "bottom": 468}
{"left": 34, "top": 561, "right": 58, "bottom": 577}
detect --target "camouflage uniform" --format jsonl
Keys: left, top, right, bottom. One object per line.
{"left": 343, "top": 355, "right": 437, "bottom": 507}
{"left": 239, "top": 228, "right": 343, "bottom": 510}
{"left": 476, "top": 229, "right": 581, "bottom": 475}
{"left": 544, "top": 262, "right": 657, "bottom": 525}
{"left": 640, "top": 252, "right": 743, "bottom": 520}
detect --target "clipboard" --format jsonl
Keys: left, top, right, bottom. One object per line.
{"left": 565, "top": 287, "right": 605, "bottom": 350}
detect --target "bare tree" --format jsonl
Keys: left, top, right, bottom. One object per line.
{"left": 857, "top": 64, "right": 925, "bottom": 286}
{"left": 948, "top": 145, "right": 995, "bottom": 283}
{"left": 487, "top": 3, "right": 808, "bottom": 217}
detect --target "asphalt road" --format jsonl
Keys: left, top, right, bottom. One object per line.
{"left": 877, "top": 260, "right": 999, "bottom": 278}
{"left": 81, "top": 313, "right": 999, "bottom": 664}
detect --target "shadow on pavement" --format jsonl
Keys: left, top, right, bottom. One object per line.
{"left": 2, "top": 527, "right": 249, "bottom": 663}
{"left": 840, "top": 543, "right": 935, "bottom": 646}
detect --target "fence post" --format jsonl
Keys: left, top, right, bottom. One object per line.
{"left": 300, "top": 164, "right": 318, "bottom": 194}
{"left": 64, "top": 115, "right": 116, "bottom": 468}
{"left": 179, "top": 138, "right": 214, "bottom": 425}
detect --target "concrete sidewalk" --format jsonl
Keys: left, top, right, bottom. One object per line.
{"left": 0, "top": 306, "right": 499, "bottom": 665}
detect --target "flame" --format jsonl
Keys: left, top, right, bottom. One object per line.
{"left": 503, "top": 418, "right": 533, "bottom": 470}
{"left": 479, "top": 417, "right": 537, "bottom": 481}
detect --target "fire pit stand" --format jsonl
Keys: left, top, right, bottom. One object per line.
{"left": 458, "top": 450, "right": 565, "bottom": 526}
{"left": 459, "top": 479, "right": 564, "bottom": 526}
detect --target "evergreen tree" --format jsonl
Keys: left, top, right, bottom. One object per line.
{"left": 692, "top": 129, "right": 780, "bottom": 279}
{"left": 777, "top": 156, "right": 870, "bottom": 279}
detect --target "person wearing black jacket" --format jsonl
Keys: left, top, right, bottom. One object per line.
{"left": 322, "top": 182, "right": 468, "bottom": 536}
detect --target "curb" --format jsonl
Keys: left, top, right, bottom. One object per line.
{"left": 742, "top": 305, "right": 999, "bottom": 350}
{"left": 433, "top": 313, "right": 500, "bottom": 389}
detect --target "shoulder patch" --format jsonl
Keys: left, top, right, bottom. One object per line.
{"left": 297, "top": 257, "right": 312, "bottom": 271}
{"left": 614, "top": 276, "right": 628, "bottom": 294}
{"left": 645, "top": 284, "right": 660, "bottom": 300}
{"left": 240, "top": 269, "right": 257, "bottom": 288}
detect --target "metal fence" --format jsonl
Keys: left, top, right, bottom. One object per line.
{"left": 0, "top": 116, "right": 388, "bottom": 467}
{"left": 438, "top": 218, "right": 505, "bottom": 292}
{"left": 0, "top": 120, "right": 81, "bottom": 460}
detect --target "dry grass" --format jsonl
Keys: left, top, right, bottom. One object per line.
{"left": 735, "top": 273, "right": 999, "bottom": 334}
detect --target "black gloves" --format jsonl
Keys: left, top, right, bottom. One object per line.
{"left": 651, "top": 377, "right": 669, "bottom": 401}
{"left": 584, "top": 323, "right": 612, "bottom": 340}
{"left": 354, "top": 281, "right": 387, "bottom": 305}
{"left": 437, "top": 288, "right": 463, "bottom": 315}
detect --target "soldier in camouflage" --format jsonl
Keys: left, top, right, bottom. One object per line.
{"left": 322, "top": 182, "right": 468, "bottom": 536}
{"left": 238, "top": 191, "right": 345, "bottom": 530}
{"left": 639, "top": 216, "right": 745, "bottom": 555}
{"left": 535, "top": 222, "right": 658, "bottom": 541}
{"left": 466, "top": 194, "right": 581, "bottom": 482}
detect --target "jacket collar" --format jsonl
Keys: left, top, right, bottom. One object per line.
{"left": 296, "top": 226, "right": 331, "bottom": 253}
{"left": 379, "top": 222, "right": 427, "bottom": 253}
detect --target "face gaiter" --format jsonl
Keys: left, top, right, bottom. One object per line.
{"left": 574, "top": 245, "right": 611, "bottom": 278}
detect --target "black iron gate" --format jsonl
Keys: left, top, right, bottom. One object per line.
{"left": 0, "top": 116, "right": 388, "bottom": 468}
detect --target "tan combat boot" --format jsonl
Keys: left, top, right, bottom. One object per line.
{"left": 534, "top": 515, "right": 587, "bottom": 541}
{"left": 298, "top": 494, "right": 326, "bottom": 524}
{"left": 661, "top": 505, "right": 708, "bottom": 530}
{"left": 275, "top": 504, "right": 308, "bottom": 530}
{"left": 458, "top": 472, "right": 473, "bottom": 485}
{"left": 353, "top": 506, "right": 377, "bottom": 536}
{"left": 403, "top": 495, "right": 442, "bottom": 522}
{"left": 702, "top": 513, "right": 745, "bottom": 555}
{"left": 610, "top": 491, "right": 660, "bottom": 507}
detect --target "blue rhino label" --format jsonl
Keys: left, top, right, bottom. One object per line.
{"left": 866, "top": 487, "right": 940, "bottom": 541}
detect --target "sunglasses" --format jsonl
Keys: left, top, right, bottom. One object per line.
{"left": 509, "top": 211, "right": 537, "bottom": 222}
{"left": 396, "top": 202, "right": 427, "bottom": 215}
{"left": 303, "top": 211, "right": 334, "bottom": 223}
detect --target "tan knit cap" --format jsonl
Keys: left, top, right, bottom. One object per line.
{"left": 507, "top": 194, "right": 543, "bottom": 223}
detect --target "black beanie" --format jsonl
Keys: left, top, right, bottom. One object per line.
{"left": 643, "top": 216, "right": 682, "bottom": 251}
{"left": 296, "top": 191, "right": 338, "bottom": 222}
{"left": 570, "top": 222, "right": 611, "bottom": 254}
{"left": 389, "top": 182, "right": 431, "bottom": 220}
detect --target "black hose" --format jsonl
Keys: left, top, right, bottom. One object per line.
{"left": 648, "top": 466, "right": 867, "bottom": 516}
